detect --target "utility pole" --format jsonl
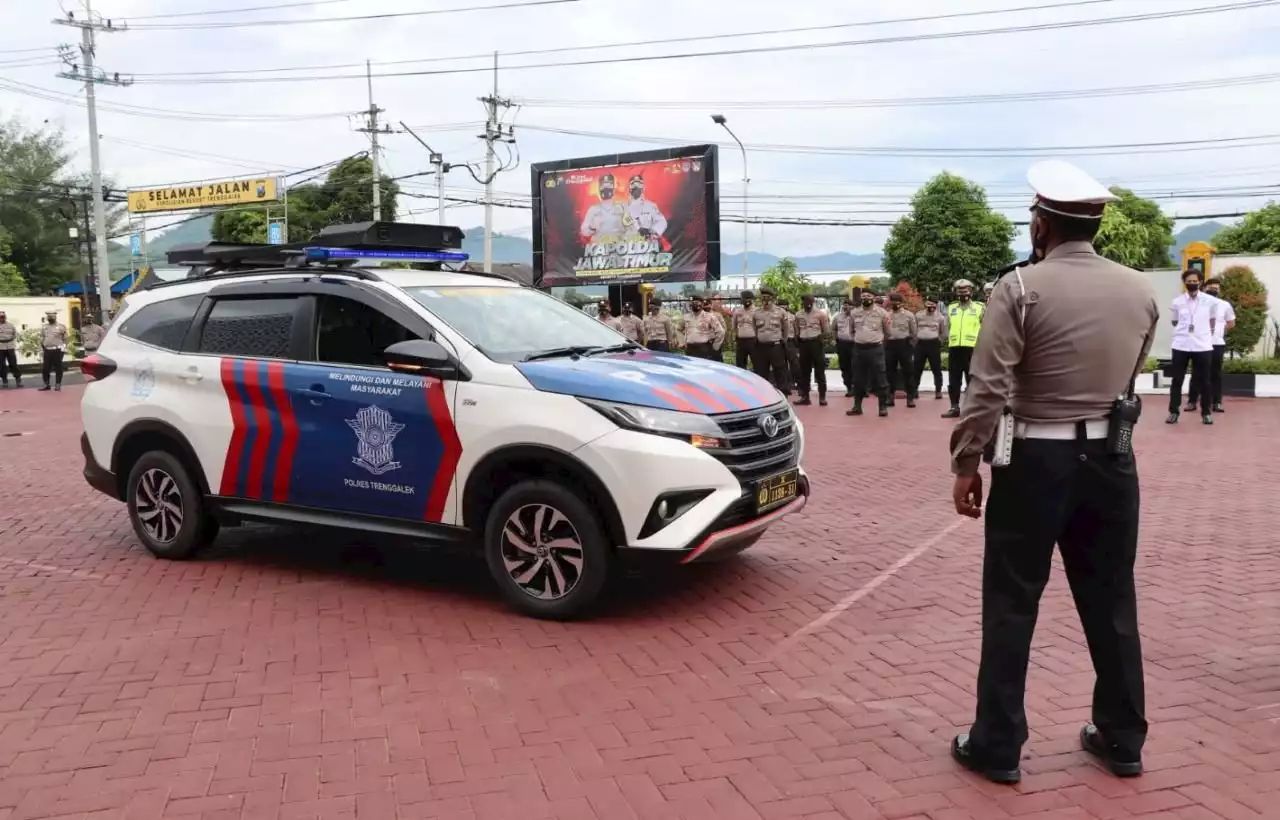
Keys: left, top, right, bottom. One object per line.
{"left": 399, "top": 122, "right": 450, "bottom": 226}
{"left": 54, "top": 2, "right": 129, "bottom": 319}
{"left": 478, "top": 52, "right": 514, "bottom": 273}
{"left": 357, "top": 60, "right": 393, "bottom": 222}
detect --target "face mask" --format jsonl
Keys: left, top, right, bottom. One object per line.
{"left": 926, "top": 306, "right": 936, "bottom": 312}
{"left": 600, "top": 187, "right": 614, "bottom": 200}
{"left": 630, "top": 186, "right": 643, "bottom": 198}
{"left": 1186, "top": 283, "right": 1199, "bottom": 292}
{"left": 861, "top": 299, "right": 873, "bottom": 307}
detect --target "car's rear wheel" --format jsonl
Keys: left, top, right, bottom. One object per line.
{"left": 482, "top": 480, "right": 611, "bottom": 620}
{"left": 125, "top": 451, "right": 217, "bottom": 560}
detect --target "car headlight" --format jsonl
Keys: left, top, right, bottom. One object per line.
{"left": 579, "top": 398, "right": 726, "bottom": 449}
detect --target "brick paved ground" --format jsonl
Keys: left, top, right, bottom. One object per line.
{"left": 1, "top": 386, "right": 1278, "bottom": 820}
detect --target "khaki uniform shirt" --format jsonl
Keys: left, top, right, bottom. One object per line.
{"left": 852, "top": 306, "right": 889, "bottom": 344}
{"left": 81, "top": 323, "right": 106, "bottom": 349}
{"left": 753, "top": 305, "right": 788, "bottom": 343}
{"left": 643, "top": 312, "right": 673, "bottom": 343}
{"left": 617, "top": 314, "right": 644, "bottom": 342}
{"left": 733, "top": 306, "right": 757, "bottom": 339}
{"left": 834, "top": 311, "right": 856, "bottom": 342}
{"left": 598, "top": 315, "right": 623, "bottom": 332}
{"left": 886, "top": 308, "right": 917, "bottom": 341}
{"left": 949, "top": 241, "right": 1159, "bottom": 477}
{"left": 41, "top": 322, "right": 68, "bottom": 349}
{"left": 915, "top": 309, "right": 946, "bottom": 341}
{"left": 683, "top": 310, "right": 726, "bottom": 347}
{"left": 794, "top": 309, "right": 829, "bottom": 340}
{"left": 0, "top": 322, "right": 16, "bottom": 351}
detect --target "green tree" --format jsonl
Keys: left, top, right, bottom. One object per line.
{"left": 757, "top": 258, "right": 812, "bottom": 308}
{"left": 211, "top": 155, "right": 400, "bottom": 244}
{"left": 1211, "top": 203, "right": 1280, "bottom": 254}
{"left": 1094, "top": 205, "right": 1150, "bottom": 268}
{"left": 1106, "top": 187, "right": 1174, "bottom": 268}
{"left": 1218, "top": 264, "right": 1269, "bottom": 357}
{"left": 0, "top": 228, "right": 28, "bottom": 296}
{"left": 881, "top": 172, "right": 1015, "bottom": 299}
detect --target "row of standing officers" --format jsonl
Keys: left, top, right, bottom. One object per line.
{"left": 596, "top": 282, "right": 993, "bottom": 419}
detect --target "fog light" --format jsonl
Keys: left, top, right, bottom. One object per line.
{"left": 657, "top": 500, "right": 671, "bottom": 519}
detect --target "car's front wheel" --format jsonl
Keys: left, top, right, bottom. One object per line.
{"left": 125, "top": 451, "right": 217, "bottom": 560}
{"left": 482, "top": 480, "right": 612, "bottom": 620}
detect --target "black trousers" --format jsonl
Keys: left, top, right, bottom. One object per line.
{"left": 784, "top": 340, "right": 801, "bottom": 392}
{"left": 1186, "top": 344, "right": 1225, "bottom": 407}
{"left": 836, "top": 340, "right": 854, "bottom": 390}
{"left": 971, "top": 435, "right": 1146, "bottom": 768}
{"left": 735, "top": 336, "right": 756, "bottom": 370}
{"left": 851, "top": 342, "right": 887, "bottom": 407}
{"left": 686, "top": 342, "right": 717, "bottom": 361}
{"left": 753, "top": 341, "right": 787, "bottom": 391}
{"left": 795, "top": 338, "right": 827, "bottom": 398}
{"left": 948, "top": 346, "right": 974, "bottom": 406}
{"left": 885, "top": 338, "right": 916, "bottom": 400}
{"left": 1168, "top": 349, "right": 1211, "bottom": 415}
{"left": 646, "top": 340, "right": 669, "bottom": 353}
{"left": 915, "top": 338, "right": 943, "bottom": 393}
{"left": 0, "top": 349, "right": 19, "bottom": 383}
{"left": 41, "top": 348, "right": 64, "bottom": 386}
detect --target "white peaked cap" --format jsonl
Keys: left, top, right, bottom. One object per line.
{"left": 1027, "top": 159, "right": 1118, "bottom": 219}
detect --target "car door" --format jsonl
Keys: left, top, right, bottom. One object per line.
{"left": 284, "top": 291, "right": 464, "bottom": 525}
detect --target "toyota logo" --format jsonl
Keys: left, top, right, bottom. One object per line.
{"left": 759, "top": 413, "right": 780, "bottom": 439}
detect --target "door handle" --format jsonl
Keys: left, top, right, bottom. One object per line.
{"left": 297, "top": 386, "right": 330, "bottom": 401}
{"left": 180, "top": 366, "right": 202, "bottom": 383}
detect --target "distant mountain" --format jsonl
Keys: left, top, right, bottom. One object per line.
{"left": 106, "top": 213, "right": 216, "bottom": 276}
{"left": 1171, "top": 220, "right": 1228, "bottom": 261}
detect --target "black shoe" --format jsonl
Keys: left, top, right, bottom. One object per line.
{"left": 1080, "top": 724, "right": 1142, "bottom": 778}
{"left": 844, "top": 389, "right": 855, "bottom": 398}
{"left": 1202, "top": 413, "right": 1213, "bottom": 425}
{"left": 1184, "top": 403, "right": 1197, "bottom": 413}
{"left": 38, "top": 385, "right": 51, "bottom": 392}
{"left": 950, "top": 734, "right": 1021, "bottom": 785}
{"left": 942, "top": 406, "right": 960, "bottom": 419}
{"left": 906, "top": 398, "right": 916, "bottom": 408}
{"left": 878, "top": 406, "right": 889, "bottom": 418}
{"left": 1213, "top": 403, "right": 1225, "bottom": 413}
{"left": 846, "top": 406, "right": 863, "bottom": 416}
{"left": 934, "top": 390, "right": 943, "bottom": 400}
{"left": 54, "top": 384, "right": 61, "bottom": 392}
{"left": 818, "top": 397, "right": 828, "bottom": 407}
{"left": 794, "top": 397, "right": 812, "bottom": 406}
{"left": 1165, "top": 413, "right": 1178, "bottom": 424}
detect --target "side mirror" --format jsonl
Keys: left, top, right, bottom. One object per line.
{"left": 382, "top": 339, "right": 469, "bottom": 381}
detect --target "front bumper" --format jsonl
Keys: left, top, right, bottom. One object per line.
{"left": 81, "top": 432, "right": 119, "bottom": 500}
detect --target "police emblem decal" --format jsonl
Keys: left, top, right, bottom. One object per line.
{"left": 131, "top": 359, "right": 155, "bottom": 399}
{"left": 758, "top": 413, "right": 779, "bottom": 439}
{"left": 347, "top": 405, "right": 407, "bottom": 476}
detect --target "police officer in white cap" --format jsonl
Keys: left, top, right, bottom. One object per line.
{"left": 948, "top": 160, "right": 1159, "bottom": 785}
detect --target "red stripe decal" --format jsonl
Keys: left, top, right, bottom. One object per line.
{"left": 723, "top": 372, "right": 776, "bottom": 404}
{"left": 698, "top": 380, "right": 751, "bottom": 411}
{"left": 650, "top": 387, "right": 700, "bottom": 412}
{"left": 423, "top": 378, "right": 462, "bottom": 523}
{"left": 242, "top": 361, "right": 271, "bottom": 500}
{"left": 674, "top": 384, "right": 729, "bottom": 413}
{"left": 219, "top": 358, "right": 249, "bottom": 497}
{"left": 267, "top": 362, "right": 298, "bottom": 503}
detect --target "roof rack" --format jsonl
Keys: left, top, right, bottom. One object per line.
{"left": 153, "top": 221, "right": 471, "bottom": 291}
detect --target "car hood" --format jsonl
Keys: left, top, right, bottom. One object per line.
{"left": 514, "top": 350, "right": 781, "bottom": 413}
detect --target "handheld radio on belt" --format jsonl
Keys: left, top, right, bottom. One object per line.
{"left": 1107, "top": 342, "right": 1149, "bottom": 456}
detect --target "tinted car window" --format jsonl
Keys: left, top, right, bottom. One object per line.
{"left": 117, "top": 294, "right": 203, "bottom": 351}
{"left": 315, "top": 296, "right": 421, "bottom": 368}
{"left": 198, "top": 297, "right": 299, "bottom": 359}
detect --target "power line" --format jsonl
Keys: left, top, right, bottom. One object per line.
{"left": 121, "top": 0, "right": 1122, "bottom": 77}
{"left": 123, "top": 0, "right": 1280, "bottom": 84}
{"left": 124, "top": 0, "right": 580, "bottom": 31}
{"left": 127, "top": 0, "right": 359, "bottom": 20}
{"left": 515, "top": 72, "right": 1280, "bottom": 111}
{"left": 516, "top": 123, "right": 1280, "bottom": 158}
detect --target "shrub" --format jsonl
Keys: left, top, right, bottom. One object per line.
{"left": 1219, "top": 265, "right": 1268, "bottom": 357}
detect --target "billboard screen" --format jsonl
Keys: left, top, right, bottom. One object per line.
{"left": 531, "top": 145, "right": 719, "bottom": 287}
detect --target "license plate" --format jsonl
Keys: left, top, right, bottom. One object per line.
{"left": 754, "top": 469, "right": 799, "bottom": 513}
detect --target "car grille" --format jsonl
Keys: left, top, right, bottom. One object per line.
{"left": 708, "top": 402, "right": 799, "bottom": 487}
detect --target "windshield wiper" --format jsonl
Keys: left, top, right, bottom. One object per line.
{"left": 522, "top": 346, "right": 598, "bottom": 362}
{"left": 595, "top": 343, "right": 640, "bottom": 354}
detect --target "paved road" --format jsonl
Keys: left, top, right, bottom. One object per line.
{"left": 1, "top": 386, "right": 1277, "bottom": 819}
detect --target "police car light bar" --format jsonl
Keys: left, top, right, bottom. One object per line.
{"left": 303, "top": 247, "right": 470, "bottom": 263}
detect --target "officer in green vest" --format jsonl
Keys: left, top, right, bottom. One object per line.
{"left": 941, "top": 279, "right": 985, "bottom": 418}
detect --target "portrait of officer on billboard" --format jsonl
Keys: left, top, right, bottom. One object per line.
{"left": 623, "top": 174, "right": 668, "bottom": 243}
{"left": 579, "top": 173, "right": 626, "bottom": 245}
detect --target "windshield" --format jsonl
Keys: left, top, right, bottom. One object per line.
{"left": 405, "top": 285, "right": 632, "bottom": 363}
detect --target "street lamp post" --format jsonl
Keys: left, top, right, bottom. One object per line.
{"left": 712, "top": 114, "right": 749, "bottom": 289}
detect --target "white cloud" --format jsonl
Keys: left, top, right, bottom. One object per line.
{"left": 4, "top": 0, "right": 1279, "bottom": 256}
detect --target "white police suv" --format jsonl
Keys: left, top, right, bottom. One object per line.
{"left": 80, "top": 222, "right": 809, "bottom": 619}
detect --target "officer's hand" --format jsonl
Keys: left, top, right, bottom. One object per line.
{"left": 952, "top": 473, "right": 983, "bottom": 519}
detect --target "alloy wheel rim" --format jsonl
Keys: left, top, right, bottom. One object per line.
{"left": 501, "top": 504, "right": 584, "bottom": 600}
{"left": 136, "top": 468, "right": 183, "bottom": 544}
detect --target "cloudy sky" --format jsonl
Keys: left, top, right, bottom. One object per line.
{"left": 3, "top": 0, "right": 1279, "bottom": 256}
